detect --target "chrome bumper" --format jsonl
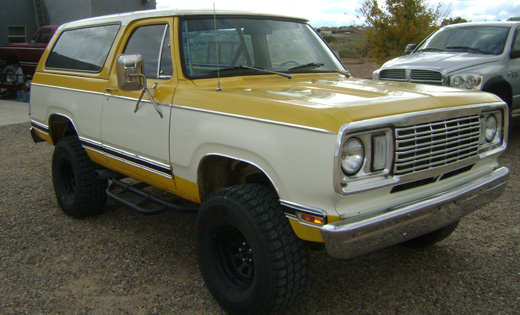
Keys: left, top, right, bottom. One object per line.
{"left": 321, "top": 167, "right": 510, "bottom": 260}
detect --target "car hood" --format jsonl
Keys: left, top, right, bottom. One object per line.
{"left": 180, "top": 73, "right": 500, "bottom": 133}
{"left": 380, "top": 51, "right": 500, "bottom": 73}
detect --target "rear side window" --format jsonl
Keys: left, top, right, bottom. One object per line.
{"left": 46, "top": 24, "right": 120, "bottom": 72}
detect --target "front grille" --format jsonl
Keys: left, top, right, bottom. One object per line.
{"left": 394, "top": 115, "right": 481, "bottom": 175}
{"left": 379, "top": 69, "right": 444, "bottom": 86}
{"left": 410, "top": 70, "right": 443, "bottom": 85}
{"left": 379, "top": 69, "right": 406, "bottom": 81}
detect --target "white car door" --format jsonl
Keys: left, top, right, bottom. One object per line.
{"left": 102, "top": 19, "right": 177, "bottom": 188}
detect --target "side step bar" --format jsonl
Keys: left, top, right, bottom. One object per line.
{"left": 106, "top": 178, "right": 199, "bottom": 215}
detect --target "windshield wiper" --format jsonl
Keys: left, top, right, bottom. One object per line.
{"left": 417, "top": 48, "right": 444, "bottom": 52}
{"left": 289, "top": 62, "right": 325, "bottom": 70}
{"left": 212, "top": 65, "right": 293, "bottom": 79}
{"left": 445, "top": 46, "right": 485, "bottom": 54}
{"left": 288, "top": 62, "right": 350, "bottom": 77}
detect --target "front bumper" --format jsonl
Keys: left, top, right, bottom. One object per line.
{"left": 321, "top": 166, "right": 509, "bottom": 259}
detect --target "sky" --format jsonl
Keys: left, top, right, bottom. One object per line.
{"left": 156, "top": 0, "right": 520, "bottom": 27}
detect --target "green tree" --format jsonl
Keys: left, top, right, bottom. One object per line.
{"left": 441, "top": 16, "right": 468, "bottom": 26}
{"left": 357, "top": 0, "right": 443, "bottom": 64}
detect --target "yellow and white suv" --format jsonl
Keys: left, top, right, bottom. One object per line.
{"left": 29, "top": 9, "right": 510, "bottom": 314}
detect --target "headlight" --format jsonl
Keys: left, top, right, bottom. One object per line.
{"left": 479, "top": 110, "right": 505, "bottom": 157}
{"left": 335, "top": 128, "right": 393, "bottom": 194}
{"left": 450, "top": 74, "right": 482, "bottom": 89}
{"left": 485, "top": 114, "right": 497, "bottom": 142}
{"left": 341, "top": 138, "right": 364, "bottom": 175}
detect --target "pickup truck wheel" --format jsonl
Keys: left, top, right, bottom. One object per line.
{"left": 402, "top": 220, "right": 460, "bottom": 248}
{"left": 52, "top": 136, "right": 107, "bottom": 218}
{"left": 3, "top": 64, "right": 24, "bottom": 85}
{"left": 195, "top": 184, "right": 307, "bottom": 314}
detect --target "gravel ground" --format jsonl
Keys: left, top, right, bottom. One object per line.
{"left": 1, "top": 118, "right": 519, "bottom": 315}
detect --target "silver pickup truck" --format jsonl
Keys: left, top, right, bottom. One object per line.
{"left": 373, "top": 20, "right": 520, "bottom": 112}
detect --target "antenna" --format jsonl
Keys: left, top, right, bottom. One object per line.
{"left": 213, "top": 1, "right": 222, "bottom": 91}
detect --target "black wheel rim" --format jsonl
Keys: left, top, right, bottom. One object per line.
{"left": 216, "top": 225, "right": 254, "bottom": 290}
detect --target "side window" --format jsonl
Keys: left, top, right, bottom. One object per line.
{"left": 513, "top": 28, "right": 520, "bottom": 52}
{"left": 46, "top": 24, "right": 120, "bottom": 72}
{"left": 34, "top": 29, "right": 52, "bottom": 44}
{"left": 124, "top": 24, "right": 173, "bottom": 79}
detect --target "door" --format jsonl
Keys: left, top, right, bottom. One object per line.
{"left": 102, "top": 19, "right": 176, "bottom": 188}
{"left": 510, "top": 27, "right": 520, "bottom": 109}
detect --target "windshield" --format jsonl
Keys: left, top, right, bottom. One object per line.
{"left": 180, "top": 17, "right": 346, "bottom": 78}
{"left": 417, "top": 25, "right": 510, "bottom": 55}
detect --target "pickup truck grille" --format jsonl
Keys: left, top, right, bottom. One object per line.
{"left": 394, "top": 115, "right": 481, "bottom": 175}
{"left": 379, "top": 69, "right": 444, "bottom": 86}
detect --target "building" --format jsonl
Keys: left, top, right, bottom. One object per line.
{"left": 0, "top": 0, "right": 156, "bottom": 45}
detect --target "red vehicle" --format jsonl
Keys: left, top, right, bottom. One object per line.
{"left": 0, "top": 25, "right": 59, "bottom": 89}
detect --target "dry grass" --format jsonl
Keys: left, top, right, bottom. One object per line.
{"left": 341, "top": 57, "right": 380, "bottom": 79}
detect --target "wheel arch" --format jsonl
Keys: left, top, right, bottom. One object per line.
{"left": 482, "top": 75, "right": 513, "bottom": 106}
{"left": 4, "top": 56, "right": 19, "bottom": 65}
{"left": 197, "top": 153, "right": 280, "bottom": 201}
{"left": 48, "top": 113, "right": 78, "bottom": 144}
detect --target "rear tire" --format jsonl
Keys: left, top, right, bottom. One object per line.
{"left": 402, "top": 220, "right": 459, "bottom": 248}
{"left": 52, "top": 136, "right": 107, "bottom": 218}
{"left": 195, "top": 184, "right": 307, "bottom": 314}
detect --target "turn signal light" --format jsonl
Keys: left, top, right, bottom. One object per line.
{"left": 301, "top": 214, "right": 324, "bottom": 225}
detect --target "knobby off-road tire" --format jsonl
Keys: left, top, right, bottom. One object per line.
{"left": 195, "top": 184, "right": 308, "bottom": 314}
{"left": 402, "top": 220, "right": 460, "bottom": 248}
{"left": 52, "top": 136, "right": 107, "bottom": 218}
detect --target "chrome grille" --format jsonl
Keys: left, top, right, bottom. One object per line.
{"left": 379, "top": 69, "right": 444, "bottom": 85}
{"left": 394, "top": 115, "right": 481, "bottom": 175}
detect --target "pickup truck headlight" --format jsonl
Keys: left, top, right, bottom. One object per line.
{"left": 450, "top": 74, "right": 482, "bottom": 89}
{"left": 338, "top": 129, "right": 393, "bottom": 179}
{"left": 485, "top": 114, "right": 498, "bottom": 142}
{"left": 341, "top": 138, "right": 364, "bottom": 175}
{"left": 479, "top": 110, "right": 505, "bottom": 157}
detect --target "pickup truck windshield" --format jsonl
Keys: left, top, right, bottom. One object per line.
{"left": 180, "top": 17, "right": 345, "bottom": 78}
{"left": 417, "top": 26, "right": 510, "bottom": 55}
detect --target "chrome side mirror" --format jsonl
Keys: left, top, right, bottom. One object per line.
{"left": 116, "top": 53, "right": 146, "bottom": 91}
{"left": 115, "top": 53, "right": 163, "bottom": 118}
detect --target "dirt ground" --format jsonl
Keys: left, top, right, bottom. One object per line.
{"left": 341, "top": 58, "right": 380, "bottom": 79}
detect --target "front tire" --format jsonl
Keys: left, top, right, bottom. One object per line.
{"left": 195, "top": 184, "right": 307, "bottom": 314}
{"left": 52, "top": 136, "right": 107, "bottom": 218}
{"left": 2, "top": 64, "right": 24, "bottom": 85}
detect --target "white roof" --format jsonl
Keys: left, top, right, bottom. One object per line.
{"left": 59, "top": 8, "right": 308, "bottom": 29}
{"left": 442, "top": 20, "right": 520, "bottom": 29}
